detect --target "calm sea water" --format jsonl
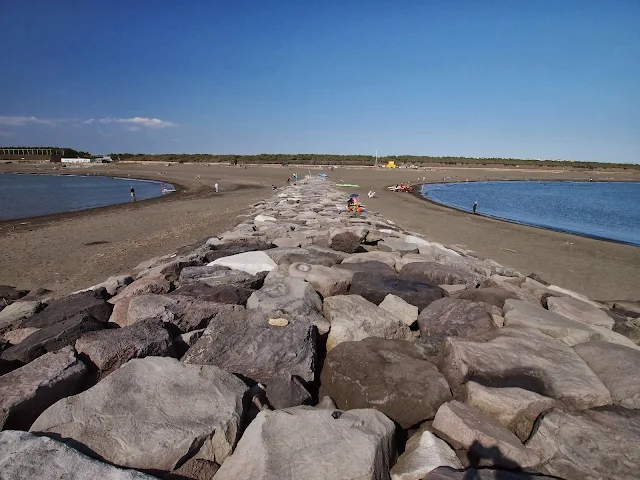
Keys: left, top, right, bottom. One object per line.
{"left": 421, "top": 181, "right": 640, "bottom": 246}
{"left": 0, "top": 174, "right": 173, "bottom": 221}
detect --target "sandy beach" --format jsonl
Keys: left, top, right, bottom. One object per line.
{"left": 1, "top": 161, "right": 639, "bottom": 300}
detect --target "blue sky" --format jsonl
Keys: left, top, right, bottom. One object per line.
{"left": 1, "top": 1, "right": 638, "bottom": 162}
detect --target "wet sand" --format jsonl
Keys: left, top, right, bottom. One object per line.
{"left": 1, "top": 162, "right": 639, "bottom": 300}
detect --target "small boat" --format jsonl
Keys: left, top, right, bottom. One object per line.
{"left": 318, "top": 173, "right": 328, "bottom": 177}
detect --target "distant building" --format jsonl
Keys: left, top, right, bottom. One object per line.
{"left": 0, "top": 147, "right": 63, "bottom": 162}
{"left": 61, "top": 158, "right": 91, "bottom": 164}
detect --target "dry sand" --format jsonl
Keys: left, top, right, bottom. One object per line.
{"left": 1, "top": 162, "right": 639, "bottom": 300}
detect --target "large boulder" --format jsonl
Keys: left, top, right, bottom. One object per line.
{"left": 0, "top": 300, "right": 43, "bottom": 334}
{"left": 214, "top": 407, "right": 396, "bottom": 480}
{"left": 503, "top": 299, "right": 596, "bottom": 346}
{"left": 0, "top": 430, "right": 157, "bottom": 480}
{"left": 337, "top": 260, "right": 398, "bottom": 276}
{"left": 320, "top": 337, "right": 452, "bottom": 428}
{"left": 527, "top": 408, "right": 640, "bottom": 480}
{"left": 323, "top": 295, "right": 414, "bottom": 351}
{"left": 574, "top": 340, "right": 640, "bottom": 408}
{"left": 400, "top": 262, "right": 480, "bottom": 288}
{"left": 288, "top": 262, "right": 353, "bottom": 297}
{"left": 460, "top": 381, "right": 556, "bottom": 441}
{"left": 112, "top": 294, "right": 243, "bottom": 332}
{"left": 417, "top": 298, "right": 499, "bottom": 339}
{"left": 108, "top": 275, "right": 172, "bottom": 304}
{"left": 349, "top": 272, "right": 447, "bottom": 310}
{"left": 30, "top": 357, "right": 248, "bottom": 472}
{"left": 1, "top": 313, "right": 105, "bottom": 364}
{"left": 390, "top": 429, "right": 463, "bottom": 480}
{"left": 0, "top": 346, "right": 87, "bottom": 430}
{"left": 208, "top": 251, "right": 277, "bottom": 275}
{"left": 21, "top": 289, "right": 112, "bottom": 329}
{"left": 75, "top": 319, "right": 175, "bottom": 377}
{"left": 378, "top": 238, "right": 420, "bottom": 254}
{"left": 181, "top": 265, "right": 266, "bottom": 289}
{"left": 546, "top": 296, "right": 614, "bottom": 329}
{"left": 328, "top": 226, "right": 369, "bottom": 253}
{"left": 170, "top": 282, "right": 253, "bottom": 305}
{"left": 342, "top": 251, "right": 401, "bottom": 268}
{"left": 183, "top": 308, "right": 317, "bottom": 392}
{"left": 433, "top": 401, "right": 540, "bottom": 469}
{"left": 457, "top": 287, "right": 519, "bottom": 308}
{"left": 378, "top": 294, "right": 419, "bottom": 326}
{"left": 440, "top": 327, "right": 612, "bottom": 410}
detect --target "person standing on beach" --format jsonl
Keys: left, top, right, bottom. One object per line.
{"left": 214, "top": 182, "right": 219, "bottom": 193}
{"left": 130, "top": 187, "right": 136, "bottom": 202}
{"left": 473, "top": 201, "right": 478, "bottom": 214}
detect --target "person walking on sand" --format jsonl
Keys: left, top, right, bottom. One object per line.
{"left": 130, "top": 186, "right": 136, "bottom": 202}
{"left": 473, "top": 201, "right": 478, "bottom": 214}
{"left": 214, "top": 182, "right": 219, "bottom": 193}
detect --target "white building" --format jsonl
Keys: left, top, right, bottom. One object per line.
{"left": 61, "top": 158, "right": 92, "bottom": 164}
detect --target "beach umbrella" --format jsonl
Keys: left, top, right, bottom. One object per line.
{"left": 349, "top": 193, "right": 359, "bottom": 198}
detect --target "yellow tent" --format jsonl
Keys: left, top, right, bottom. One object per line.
{"left": 386, "top": 160, "right": 397, "bottom": 169}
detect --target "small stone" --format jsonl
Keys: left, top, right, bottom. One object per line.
{"left": 269, "top": 318, "right": 289, "bottom": 327}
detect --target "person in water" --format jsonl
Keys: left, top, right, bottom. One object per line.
{"left": 473, "top": 201, "right": 478, "bottom": 214}
{"left": 130, "top": 187, "right": 136, "bottom": 202}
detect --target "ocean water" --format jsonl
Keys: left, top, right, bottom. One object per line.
{"left": 0, "top": 174, "right": 174, "bottom": 221}
{"left": 421, "top": 181, "right": 640, "bottom": 246}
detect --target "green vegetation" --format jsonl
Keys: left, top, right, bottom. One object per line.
{"left": 107, "top": 153, "right": 640, "bottom": 170}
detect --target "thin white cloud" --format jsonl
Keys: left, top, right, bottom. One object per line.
{"left": 0, "top": 116, "right": 59, "bottom": 126}
{"left": 99, "top": 117, "right": 177, "bottom": 128}
{"left": 82, "top": 118, "right": 95, "bottom": 124}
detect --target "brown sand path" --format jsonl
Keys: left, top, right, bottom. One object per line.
{"left": 1, "top": 162, "right": 639, "bottom": 300}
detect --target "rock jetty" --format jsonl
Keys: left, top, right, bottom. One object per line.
{"left": 1, "top": 176, "right": 640, "bottom": 479}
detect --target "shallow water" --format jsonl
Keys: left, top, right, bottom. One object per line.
{"left": 421, "top": 181, "right": 640, "bottom": 246}
{"left": 0, "top": 174, "right": 174, "bottom": 220}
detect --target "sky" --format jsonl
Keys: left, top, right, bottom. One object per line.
{"left": 0, "top": 1, "right": 638, "bottom": 162}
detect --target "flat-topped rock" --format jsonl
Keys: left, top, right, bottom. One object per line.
{"left": 0, "top": 346, "right": 87, "bottom": 430}
{"left": 328, "top": 226, "right": 369, "bottom": 253}
{"left": 288, "top": 262, "right": 353, "bottom": 297}
{"left": 433, "top": 401, "right": 540, "bottom": 469}
{"left": 378, "top": 294, "right": 419, "bottom": 326}
{"left": 214, "top": 407, "right": 396, "bottom": 480}
{"left": 441, "top": 327, "right": 612, "bottom": 410}
{"left": 460, "top": 381, "right": 556, "bottom": 441}
{"left": 400, "top": 262, "right": 480, "bottom": 288}
{"left": 320, "top": 337, "right": 451, "bottom": 428}
{"left": 378, "top": 238, "right": 420, "bottom": 254}
{"left": 342, "top": 251, "right": 401, "bottom": 267}
{"left": 22, "top": 289, "right": 112, "bottom": 329}
{"left": 209, "top": 250, "right": 277, "bottom": 275}
{"left": 349, "top": 272, "right": 447, "bottom": 310}
{"left": 574, "top": 340, "right": 640, "bottom": 408}
{"left": 457, "top": 287, "right": 519, "bottom": 308}
{"left": 546, "top": 296, "right": 614, "bottom": 329}
{"left": 108, "top": 275, "right": 172, "bottom": 304}
{"left": 30, "top": 357, "right": 248, "bottom": 472}
{"left": 418, "top": 298, "right": 499, "bottom": 339}
{"left": 180, "top": 264, "right": 265, "bottom": 289}
{"left": 170, "top": 281, "right": 254, "bottom": 305}
{"left": 0, "top": 431, "right": 157, "bottom": 480}
{"left": 337, "top": 260, "right": 398, "bottom": 276}
{"left": 390, "top": 429, "right": 463, "bottom": 480}
{"left": 2, "top": 327, "right": 40, "bottom": 345}
{"left": 323, "top": 295, "right": 413, "bottom": 351}
{"left": 503, "top": 299, "right": 596, "bottom": 346}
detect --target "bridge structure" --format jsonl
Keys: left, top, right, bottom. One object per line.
{"left": 0, "top": 147, "right": 64, "bottom": 162}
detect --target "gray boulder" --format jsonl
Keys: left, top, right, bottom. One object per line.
{"left": 457, "top": 287, "right": 519, "bottom": 308}
{"left": 0, "top": 430, "right": 156, "bottom": 480}
{"left": 433, "top": 401, "right": 540, "bottom": 469}
{"left": 390, "top": 429, "right": 463, "bottom": 480}
{"left": 0, "top": 300, "right": 43, "bottom": 334}
{"left": 574, "top": 340, "right": 640, "bottom": 408}
{"left": 22, "top": 289, "right": 112, "bottom": 329}
{"left": 546, "top": 296, "right": 614, "bottom": 329}
{"left": 180, "top": 265, "right": 266, "bottom": 289}
{"left": 288, "top": 262, "right": 353, "bottom": 297}
{"left": 378, "top": 294, "right": 419, "bottom": 326}
{"left": 349, "top": 272, "right": 447, "bottom": 310}
{"left": 320, "top": 337, "right": 452, "bottom": 428}
{"left": 323, "top": 295, "right": 414, "bottom": 351}
{"left": 75, "top": 319, "right": 175, "bottom": 377}
{"left": 378, "top": 238, "right": 420, "bottom": 254}
{"left": 342, "top": 251, "right": 401, "bottom": 268}
{"left": 440, "top": 327, "right": 612, "bottom": 410}
{"left": 30, "top": 357, "right": 248, "bottom": 472}
{"left": 418, "top": 298, "right": 499, "bottom": 339}
{"left": 108, "top": 275, "right": 172, "bottom": 304}
{"left": 328, "top": 226, "right": 369, "bottom": 253}
{"left": 170, "top": 281, "right": 254, "bottom": 305}
{"left": 214, "top": 407, "right": 396, "bottom": 480}
{"left": 400, "top": 262, "right": 480, "bottom": 287}
{"left": 527, "top": 408, "right": 640, "bottom": 480}
{"left": 0, "top": 346, "right": 87, "bottom": 430}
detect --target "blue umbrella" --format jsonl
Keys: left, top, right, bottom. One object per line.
{"left": 349, "top": 193, "right": 359, "bottom": 198}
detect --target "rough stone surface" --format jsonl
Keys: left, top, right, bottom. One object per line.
{"left": 170, "top": 282, "right": 253, "bottom": 305}
{"left": 527, "top": 408, "right": 640, "bottom": 480}
{"left": 441, "top": 327, "right": 612, "bottom": 410}
{"left": 349, "top": 272, "right": 447, "bottom": 310}
{"left": 209, "top": 250, "right": 277, "bottom": 275}
{"left": 75, "top": 319, "right": 175, "bottom": 376}
{"left": 183, "top": 307, "right": 317, "bottom": 385}
{"left": 1, "top": 313, "right": 106, "bottom": 364}
{"left": 320, "top": 337, "right": 452, "bottom": 428}
{"left": 323, "top": 295, "right": 413, "bottom": 351}
{"left": 180, "top": 265, "right": 265, "bottom": 289}
{"left": 378, "top": 238, "right": 420, "bottom": 254}
{"left": 418, "top": 298, "right": 498, "bottom": 339}
{"left": 503, "top": 299, "right": 596, "bottom": 346}
{"left": 433, "top": 401, "right": 540, "bottom": 469}
{"left": 328, "top": 226, "right": 369, "bottom": 253}
{"left": 0, "top": 301, "right": 43, "bottom": 334}
{"left": 546, "top": 296, "right": 614, "bottom": 329}
{"left": 378, "top": 294, "right": 419, "bottom": 326}
{"left": 108, "top": 275, "right": 172, "bottom": 304}
{"left": 22, "top": 289, "right": 112, "bottom": 329}
{"left": 337, "top": 260, "right": 398, "bottom": 276}
{"left": 390, "top": 429, "right": 463, "bottom": 480}
{"left": 30, "top": 357, "right": 248, "bottom": 472}
{"left": 288, "top": 262, "right": 354, "bottom": 297}
{"left": 342, "top": 251, "right": 401, "bottom": 268}
{"left": 0, "top": 346, "right": 87, "bottom": 430}
{"left": 0, "top": 430, "right": 157, "bottom": 480}
{"left": 457, "top": 287, "right": 519, "bottom": 308}
{"left": 263, "top": 372, "right": 313, "bottom": 409}
{"left": 214, "top": 407, "right": 396, "bottom": 480}
{"left": 400, "top": 262, "right": 480, "bottom": 288}
{"left": 2, "top": 327, "right": 40, "bottom": 345}
{"left": 574, "top": 340, "right": 640, "bottom": 408}
{"left": 460, "top": 381, "right": 556, "bottom": 441}
{"left": 0, "top": 285, "right": 29, "bottom": 302}
{"left": 423, "top": 468, "right": 555, "bottom": 479}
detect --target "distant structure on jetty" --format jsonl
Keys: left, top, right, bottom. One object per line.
{"left": 0, "top": 147, "right": 63, "bottom": 163}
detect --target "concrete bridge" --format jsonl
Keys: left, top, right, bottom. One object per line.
{"left": 0, "top": 148, "right": 63, "bottom": 161}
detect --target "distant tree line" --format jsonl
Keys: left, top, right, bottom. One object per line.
{"left": 106, "top": 152, "right": 640, "bottom": 170}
